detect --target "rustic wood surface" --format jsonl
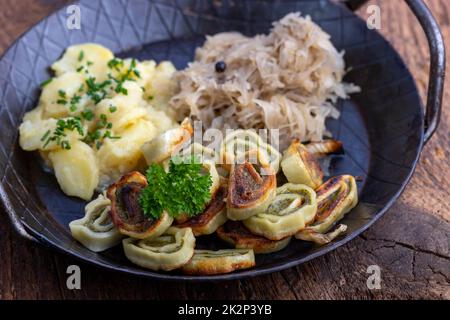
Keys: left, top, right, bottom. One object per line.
{"left": 0, "top": 0, "right": 448, "bottom": 300}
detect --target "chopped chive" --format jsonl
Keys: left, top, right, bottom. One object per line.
{"left": 78, "top": 50, "right": 84, "bottom": 62}
{"left": 40, "top": 78, "right": 53, "bottom": 88}
{"left": 40, "top": 130, "right": 51, "bottom": 142}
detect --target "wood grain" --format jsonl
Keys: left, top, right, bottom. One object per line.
{"left": 0, "top": 0, "right": 448, "bottom": 300}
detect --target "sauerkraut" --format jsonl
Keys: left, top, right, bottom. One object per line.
{"left": 170, "top": 13, "right": 359, "bottom": 147}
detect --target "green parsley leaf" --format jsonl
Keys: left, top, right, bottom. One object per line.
{"left": 139, "top": 156, "right": 212, "bottom": 219}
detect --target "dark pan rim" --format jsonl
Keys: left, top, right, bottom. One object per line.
{"left": 0, "top": 1, "right": 426, "bottom": 281}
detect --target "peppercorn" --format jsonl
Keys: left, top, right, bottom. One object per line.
{"left": 215, "top": 61, "right": 226, "bottom": 73}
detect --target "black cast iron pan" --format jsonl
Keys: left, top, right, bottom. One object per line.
{"left": 0, "top": 0, "right": 445, "bottom": 281}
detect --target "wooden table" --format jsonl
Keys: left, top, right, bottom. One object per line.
{"left": 0, "top": 0, "right": 448, "bottom": 300}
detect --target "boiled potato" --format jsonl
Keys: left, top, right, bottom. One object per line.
{"left": 51, "top": 43, "right": 113, "bottom": 80}
{"left": 144, "top": 61, "right": 177, "bottom": 108}
{"left": 22, "top": 106, "right": 43, "bottom": 122}
{"left": 94, "top": 81, "right": 147, "bottom": 133}
{"left": 39, "top": 72, "right": 86, "bottom": 119}
{"left": 97, "top": 119, "right": 157, "bottom": 180}
{"left": 48, "top": 141, "right": 99, "bottom": 200}
{"left": 145, "top": 107, "right": 176, "bottom": 132}
{"left": 19, "top": 117, "right": 86, "bottom": 151}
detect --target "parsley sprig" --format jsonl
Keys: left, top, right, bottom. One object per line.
{"left": 139, "top": 156, "right": 212, "bottom": 219}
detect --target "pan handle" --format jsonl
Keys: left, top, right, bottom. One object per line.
{"left": 346, "top": 0, "right": 445, "bottom": 143}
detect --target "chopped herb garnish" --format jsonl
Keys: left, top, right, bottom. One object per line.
{"left": 109, "top": 105, "right": 117, "bottom": 113}
{"left": 56, "top": 99, "right": 68, "bottom": 105}
{"left": 76, "top": 66, "right": 84, "bottom": 72}
{"left": 106, "top": 58, "right": 141, "bottom": 95}
{"left": 40, "top": 78, "right": 53, "bottom": 87}
{"left": 82, "top": 113, "right": 120, "bottom": 149}
{"left": 85, "top": 77, "right": 112, "bottom": 104}
{"left": 87, "top": 61, "right": 94, "bottom": 66}
{"left": 81, "top": 109, "right": 94, "bottom": 121}
{"left": 58, "top": 90, "right": 66, "bottom": 98}
{"left": 107, "top": 58, "right": 124, "bottom": 71}
{"left": 138, "top": 156, "right": 212, "bottom": 219}
{"left": 40, "top": 130, "right": 51, "bottom": 142}
{"left": 78, "top": 50, "right": 84, "bottom": 62}
{"left": 41, "top": 117, "right": 84, "bottom": 149}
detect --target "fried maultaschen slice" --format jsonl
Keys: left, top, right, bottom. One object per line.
{"left": 141, "top": 118, "right": 193, "bottom": 165}
{"left": 281, "top": 139, "right": 323, "bottom": 188}
{"left": 217, "top": 221, "right": 291, "bottom": 254}
{"left": 243, "top": 183, "right": 317, "bottom": 240}
{"left": 227, "top": 158, "right": 276, "bottom": 221}
{"left": 123, "top": 227, "right": 195, "bottom": 271}
{"left": 295, "top": 175, "right": 358, "bottom": 244}
{"left": 305, "top": 139, "right": 343, "bottom": 158}
{"left": 181, "top": 249, "right": 255, "bottom": 275}
{"left": 176, "top": 185, "right": 228, "bottom": 236}
{"left": 107, "top": 171, "right": 173, "bottom": 239}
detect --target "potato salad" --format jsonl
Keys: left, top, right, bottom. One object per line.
{"left": 19, "top": 43, "right": 177, "bottom": 200}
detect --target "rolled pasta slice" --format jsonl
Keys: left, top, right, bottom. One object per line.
{"left": 181, "top": 249, "right": 255, "bottom": 275}
{"left": 217, "top": 221, "right": 291, "bottom": 254}
{"left": 176, "top": 185, "right": 228, "bottom": 235}
{"left": 243, "top": 183, "right": 317, "bottom": 240}
{"left": 295, "top": 175, "right": 358, "bottom": 244}
{"left": 305, "top": 139, "right": 343, "bottom": 158}
{"left": 220, "top": 129, "right": 281, "bottom": 173}
{"left": 227, "top": 150, "right": 277, "bottom": 221}
{"left": 179, "top": 142, "right": 219, "bottom": 164}
{"left": 296, "top": 224, "right": 347, "bottom": 245}
{"left": 141, "top": 118, "right": 193, "bottom": 165}
{"left": 123, "top": 227, "right": 195, "bottom": 271}
{"left": 281, "top": 139, "right": 323, "bottom": 189}
{"left": 69, "top": 192, "right": 123, "bottom": 252}
{"left": 107, "top": 171, "right": 173, "bottom": 239}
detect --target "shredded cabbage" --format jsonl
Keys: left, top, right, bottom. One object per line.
{"left": 170, "top": 13, "right": 359, "bottom": 148}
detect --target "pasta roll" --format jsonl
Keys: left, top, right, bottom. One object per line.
{"left": 243, "top": 183, "right": 317, "bottom": 240}
{"left": 220, "top": 129, "right": 281, "bottom": 173}
{"left": 181, "top": 249, "right": 255, "bottom": 275}
{"left": 176, "top": 185, "right": 228, "bottom": 236}
{"left": 305, "top": 139, "right": 343, "bottom": 158}
{"left": 107, "top": 171, "right": 173, "bottom": 239}
{"left": 295, "top": 175, "right": 357, "bottom": 244}
{"left": 141, "top": 118, "right": 193, "bottom": 165}
{"left": 69, "top": 192, "right": 123, "bottom": 252}
{"left": 281, "top": 139, "right": 323, "bottom": 188}
{"left": 217, "top": 221, "right": 291, "bottom": 254}
{"left": 179, "top": 142, "right": 220, "bottom": 164}
{"left": 123, "top": 227, "right": 195, "bottom": 271}
{"left": 227, "top": 150, "right": 277, "bottom": 221}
